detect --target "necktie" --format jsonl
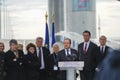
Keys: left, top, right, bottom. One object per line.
{"left": 54, "top": 54, "right": 58, "bottom": 64}
{"left": 67, "top": 49, "right": 69, "bottom": 56}
{"left": 66, "top": 49, "right": 72, "bottom": 61}
{"left": 39, "top": 48, "right": 41, "bottom": 63}
{"left": 84, "top": 43, "right": 87, "bottom": 53}
{"left": 101, "top": 47, "right": 104, "bottom": 54}
{"left": 55, "top": 54, "right": 57, "bottom": 59}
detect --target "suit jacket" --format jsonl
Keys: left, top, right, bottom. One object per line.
{"left": 78, "top": 41, "right": 98, "bottom": 71}
{"left": 97, "top": 46, "right": 110, "bottom": 66}
{"left": 4, "top": 50, "right": 26, "bottom": 80}
{"left": 36, "top": 47, "right": 50, "bottom": 80}
{"left": 57, "top": 48, "right": 78, "bottom": 80}
{"left": 41, "top": 47, "right": 50, "bottom": 69}
{"left": 58, "top": 48, "right": 78, "bottom": 61}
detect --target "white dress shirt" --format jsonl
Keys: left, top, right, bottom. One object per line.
{"left": 65, "top": 48, "right": 71, "bottom": 56}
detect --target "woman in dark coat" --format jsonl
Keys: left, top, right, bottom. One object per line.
{"left": 48, "top": 43, "right": 60, "bottom": 80}
{"left": 24, "top": 43, "right": 40, "bottom": 80}
{"left": 0, "top": 42, "right": 5, "bottom": 80}
{"left": 4, "top": 39, "right": 26, "bottom": 80}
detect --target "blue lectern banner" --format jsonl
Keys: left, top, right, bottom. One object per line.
{"left": 72, "top": 0, "right": 93, "bottom": 11}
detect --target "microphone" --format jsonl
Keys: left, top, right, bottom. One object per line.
{"left": 71, "top": 53, "right": 77, "bottom": 61}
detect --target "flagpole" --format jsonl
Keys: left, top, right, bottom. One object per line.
{"left": 44, "top": 12, "right": 49, "bottom": 48}
{"left": 45, "top": 12, "right": 48, "bottom": 23}
{"left": 51, "top": 12, "right": 56, "bottom": 46}
{"left": 98, "top": 15, "right": 101, "bottom": 38}
{"left": 52, "top": 12, "right": 54, "bottom": 23}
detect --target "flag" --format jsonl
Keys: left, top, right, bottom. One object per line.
{"left": 44, "top": 22, "right": 49, "bottom": 48}
{"left": 51, "top": 22, "right": 56, "bottom": 46}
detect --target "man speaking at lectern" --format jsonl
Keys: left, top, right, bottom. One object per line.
{"left": 58, "top": 38, "right": 79, "bottom": 80}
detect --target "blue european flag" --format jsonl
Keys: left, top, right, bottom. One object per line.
{"left": 44, "top": 22, "right": 49, "bottom": 48}
{"left": 51, "top": 22, "right": 56, "bottom": 46}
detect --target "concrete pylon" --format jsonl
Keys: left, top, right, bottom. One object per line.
{"left": 48, "top": 0, "right": 64, "bottom": 41}
{"left": 48, "top": 0, "right": 96, "bottom": 39}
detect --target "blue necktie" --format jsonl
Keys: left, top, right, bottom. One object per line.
{"left": 67, "top": 49, "right": 69, "bottom": 56}
{"left": 101, "top": 47, "right": 104, "bottom": 54}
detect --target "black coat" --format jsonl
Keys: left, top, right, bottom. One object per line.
{"left": 0, "top": 51, "right": 5, "bottom": 80}
{"left": 37, "top": 47, "right": 50, "bottom": 69}
{"left": 48, "top": 53, "right": 59, "bottom": 80}
{"left": 78, "top": 41, "right": 98, "bottom": 71}
{"left": 4, "top": 50, "right": 26, "bottom": 80}
{"left": 36, "top": 47, "right": 50, "bottom": 80}
{"left": 48, "top": 53, "right": 58, "bottom": 70}
{"left": 24, "top": 53, "right": 40, "bottom": 80}
{"left": 96, "top": 46, "right": 111, "bottom": 66}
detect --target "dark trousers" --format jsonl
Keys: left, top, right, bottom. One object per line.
{"left": 0, "top": 75, "right": 4, "bottom": 80}
{"left": 39, "top": 69, "right": 48, "bottom": 80}
{"left": 80, "top": 70, "right": 95, "bottom": 80}
{"left": 57, "top": 70, "right": 66, "bottom": 80}
{"left": 48, "top": 70, "right": 59, "bottom": 80}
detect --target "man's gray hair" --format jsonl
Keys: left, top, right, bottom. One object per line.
{"left": 36, "top": 37, "right": 43, "bottom": 41}
{"left": 9, "top": 39, "right": 18, "bottom": 45}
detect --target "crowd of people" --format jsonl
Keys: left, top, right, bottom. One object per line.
{"left": 0, "top": 30, "right": 119, "bottom": 80}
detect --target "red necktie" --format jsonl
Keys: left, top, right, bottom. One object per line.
{"left": 84, "top": 43, "right": 87, "bottom": 53}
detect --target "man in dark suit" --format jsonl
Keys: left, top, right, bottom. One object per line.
{"left": 78, "top": 30, "right": 98, "bottom": 80}
{"left": 35, "top": 37, "right": 50, "bottom": 80}
{"left": 4, "top": 39, "right": 25, "bottom": 80}
{"left": 96, "top": 35, "right": 111, "bottom": 68}
{"left": 58, "top": 38, "right": 79, "bottom": 80}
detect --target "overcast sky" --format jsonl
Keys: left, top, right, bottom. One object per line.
{"left": 3, "top": 0, "right": 48, "bottom": 39}
{"left": 2, "top": 0, "right": 120, "bottom": 40}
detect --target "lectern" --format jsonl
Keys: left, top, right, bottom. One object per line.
{"left": 58, "top": 61, "right": 84, "bottom": 80}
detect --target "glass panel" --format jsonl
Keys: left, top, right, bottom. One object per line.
{"left": 1, "top": 0, "right": 48, "bottom": 39}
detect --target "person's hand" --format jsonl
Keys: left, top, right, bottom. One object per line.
{"left": 95, "top": 68, "right": 100, "bottom": 72}
{"left": 13, "top": 58, "right": 17, "bottom": 61}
